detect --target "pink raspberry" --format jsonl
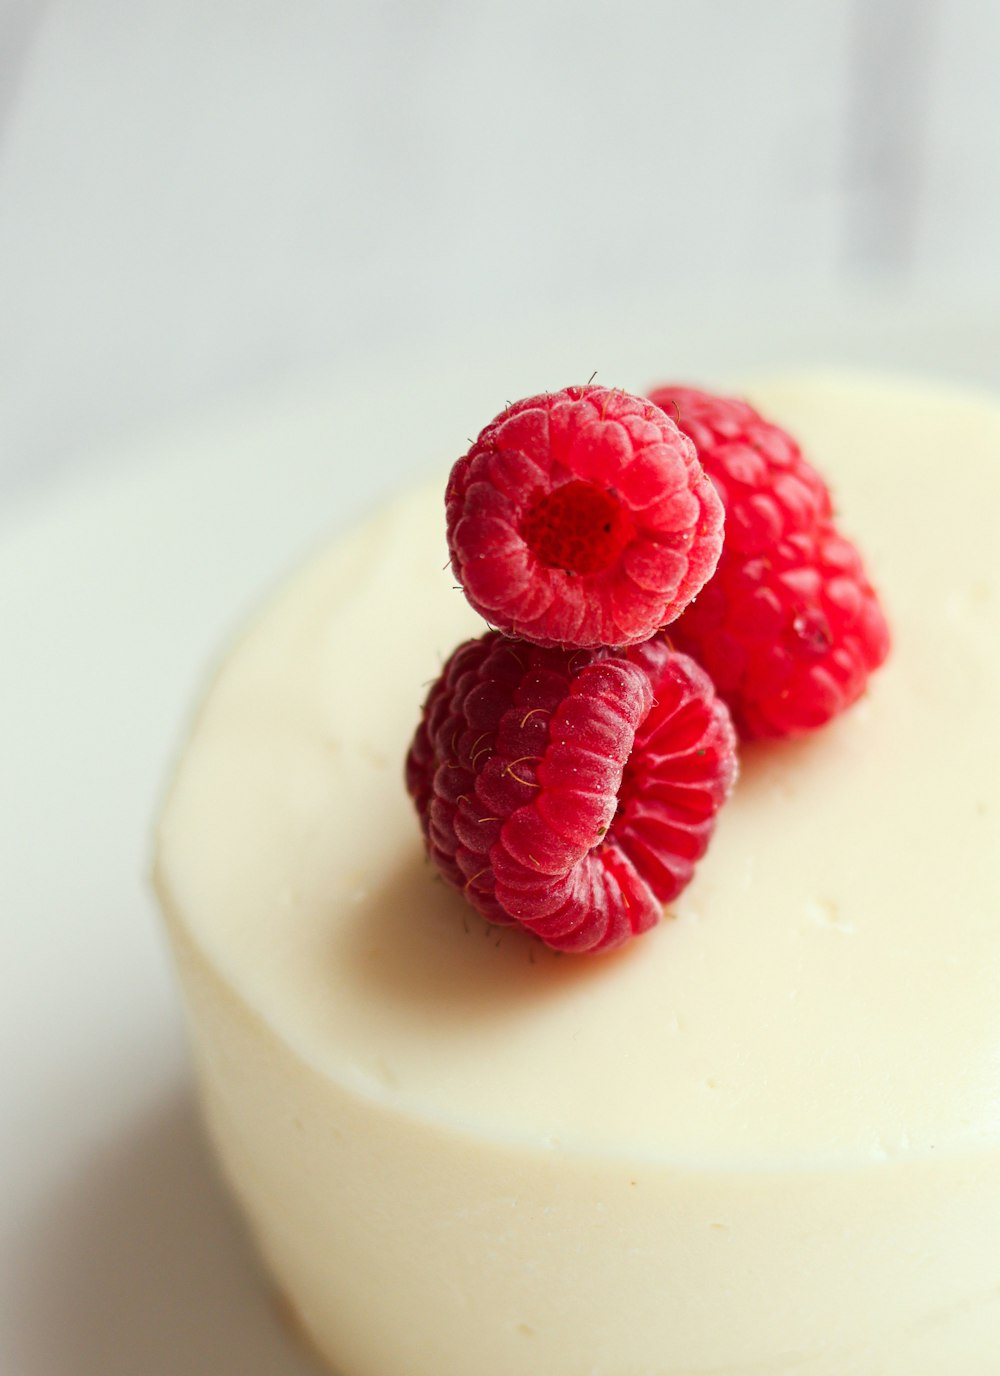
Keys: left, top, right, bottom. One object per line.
{"left": 405, "top": 631, "right": 737, "bottom": 954}
{"left": 445, "top": 385, "right": 724, "bottom": 649}
{"left": 647, "top": 385, "right": 890, "bottom": 740}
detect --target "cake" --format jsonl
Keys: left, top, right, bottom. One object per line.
{"left": 153, "top": 374, "right": 1000, "bottom": 1375}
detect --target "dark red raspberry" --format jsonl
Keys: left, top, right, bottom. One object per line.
{"left": 405, "top": 631, "right": 737, "bottom": 954}
{"left": 648, "top": 385, "right": 890, "bottom": 740}
{"left": 445, "top": 385, "right": 724, "bottom": 649}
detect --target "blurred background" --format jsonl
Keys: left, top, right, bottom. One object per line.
{"left": 1, "top": 0, "right": 998, "bottom": 510}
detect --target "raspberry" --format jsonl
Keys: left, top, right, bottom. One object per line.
{"left": 647, "top": 385, "right": 890, "bottom": 740}
{"left": 405, "top": 631, "right": 737, "bottom": 954}
{"left": 446, "top": 385, "right": 724, "bottom": 649}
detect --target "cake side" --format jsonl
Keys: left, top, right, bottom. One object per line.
{"left": 162, "top": 888, "right": 1000, "bottom": 1376}
{"left": 154, "top": 373, "right": 1000, "bottom": 1375}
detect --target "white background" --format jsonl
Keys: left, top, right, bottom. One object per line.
{"left": 1, "top": 0, "right": 998, "bottom": 512}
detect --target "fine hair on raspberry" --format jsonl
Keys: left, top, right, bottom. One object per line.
{"left": 648, "top": 384, "right": 890, "bottom": 739}
{"left": 446, "top": 385, "right": 724, "bottom": 649}
{"left": 406, "top": 631, "right": 737, "bottom": 954}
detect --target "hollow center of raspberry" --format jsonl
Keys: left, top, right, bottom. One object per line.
{"left": 521, "top": 481, "right": 633, "bottom": 577}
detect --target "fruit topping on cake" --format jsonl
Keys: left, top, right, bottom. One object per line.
{"left": 405, "top": 631, "right": 737, "bottom": 953}
{"left": 445, "top": 385, "right": 724, "bottom": 649}
{"left": 410, "top": 379, "right": 890, "bottom": 950}
{"left": 647, "top": 385, "right": 890, "bottom": 739}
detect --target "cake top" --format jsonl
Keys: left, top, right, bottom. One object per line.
{"left": 156, "top": 373, "right": 1000, "bottom": 1167}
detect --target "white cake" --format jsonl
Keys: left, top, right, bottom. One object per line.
{"left": 154, "top": 374, "right": 1000, "bottom": 1375}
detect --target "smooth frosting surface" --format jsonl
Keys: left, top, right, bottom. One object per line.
{"left": 158, "top": 373, "right": 1000, "bottom": 1165}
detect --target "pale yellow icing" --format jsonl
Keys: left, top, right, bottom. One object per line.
{"left": 155, "top": 374, "right": 1000, "bottom": 1375}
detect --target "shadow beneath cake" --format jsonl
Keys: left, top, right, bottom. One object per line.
{"left": 11, "top": 1083, "right": 323, "bottom": 1376}
{"left": 336, "top": 842, "right": 649, "bottom": 1024}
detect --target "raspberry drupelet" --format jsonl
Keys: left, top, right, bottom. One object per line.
{"left": 446, "top": 385, "right": 724, "bottom": 649}
{"left": 648, "top": 385, "right": 890, "bottom": 740}
{"left": 406, "top": 631, "right": 737, "bottom": 954}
